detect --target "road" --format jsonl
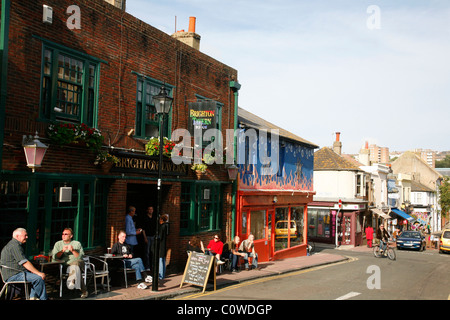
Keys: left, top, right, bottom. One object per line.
{"left": 173, "top": 247, "right": 450, "bottom": 301}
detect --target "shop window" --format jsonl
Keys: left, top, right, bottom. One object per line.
{"left": 0, "top": 181, "right": 29, "bottom": 249}
{"left": 290, "top": 206, "right": 304, "bottom": 247}
{"left": 40, "top": 44, "right": 99, "bottom": 126}
{"left": 275, "top": 207, "right": 289, "bottom": 251}
{"left": 250, "top": 210, "right": 266, "bottom": 240}
{"left": 308, "top": 208, "right": 331, "bottom": 238}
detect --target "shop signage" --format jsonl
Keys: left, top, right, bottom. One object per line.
{"left": 188, "top": 101, "right": 217, "bottom": 134}
{"left": 111, "top": 152, "right": 187, "bottom": 176}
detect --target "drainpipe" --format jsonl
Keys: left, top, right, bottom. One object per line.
{"left": 0, "top": 0, "right": 11, "bottom": 172}
{"left": 229, "top": 80, "right": 241, "bottom": 238}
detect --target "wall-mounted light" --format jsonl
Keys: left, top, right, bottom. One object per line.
{"left": 22, "top": 132, "right": 48, "bottom": 173}
{"left": 43, "top": 5, "right": 53, "bottom": 24}
{"left": 227, "top": 164, "right": 239, "bottom": 181}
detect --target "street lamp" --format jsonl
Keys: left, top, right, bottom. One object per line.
{"left": 22, "top": 132, "right": 48, "bottom": 172}
{"left": 151, "top": 84, "right": 173, "bottom": 291}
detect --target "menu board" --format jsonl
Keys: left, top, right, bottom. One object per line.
{"left": 180, "top": 251, "right": 216, "bottom": 293}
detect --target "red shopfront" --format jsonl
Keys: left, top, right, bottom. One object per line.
{"left": 236, "top": 190, "right": 311, "bottom": 262}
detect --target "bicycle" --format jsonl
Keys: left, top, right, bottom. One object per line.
{"left": 373, "top": 240, "right": 396, "bottom": 260}
{"left": 307, "top": 237, "right": 315, "bottom": 255}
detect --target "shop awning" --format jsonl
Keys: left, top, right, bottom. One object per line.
{"left": 371, "top": 209, "right": 391, "bottom": 220}
{"left": 390, "top": 208, "right": 414, "bottom": 222}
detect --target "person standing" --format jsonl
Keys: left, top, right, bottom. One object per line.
{"left": 365, "top": 224, "right": 374, "bottom": 248}
{"left": 52, "top": 228, "right": 88, "bottom": 298}
{"left": 139, "top": 206, "right": 156, "bottom": 271}
{"left": 125, "top": 206, "right": 142, "bottom": 254}
{"left": 156, "top": 214, "right": 169, "bottom": 280}
{"left": 0, "top": 228, "right": 47, "bottom": 300}
{"left": 238, "top": 234, "right": 259, "bottom": 270}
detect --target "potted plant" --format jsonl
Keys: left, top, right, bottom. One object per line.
{"left": 94, "top": 151, "right": 119, "bottom": 173}
{"left": 47, "top": 122, "right": 103, "bottom": 151}
{"left": 145, "top": 137, "right": 175, "bottom": 158}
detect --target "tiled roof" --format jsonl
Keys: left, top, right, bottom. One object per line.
{"left": 238, "top": 107, "right": 318, "bottom": 148}
{"left": 411, "top": 180, "right": 434, "bottom": 192}
{"left": 314, "top": 147, "right": 361, "bottom": 171}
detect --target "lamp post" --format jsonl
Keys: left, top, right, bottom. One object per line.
{"left": 22, "top": 132, "right": 48, "bottom": 172}
{"left": 151, "top": 84, "right": 173, "bottom": 291}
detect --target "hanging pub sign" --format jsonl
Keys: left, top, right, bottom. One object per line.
{"left": 188, "top": 101, "right": 217, "bottom": 135}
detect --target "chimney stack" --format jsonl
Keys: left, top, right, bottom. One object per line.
{"left": 333, "top": 132, "right": 342, "bottom": 155}
{"left": 359, "top": 140, "right": 371, "bottom": 166}
{"left": 104, "top": 0, "right": 126, "bottom": 10}
{"left": 172, "top": 17, "right": 201, "bottom": 50}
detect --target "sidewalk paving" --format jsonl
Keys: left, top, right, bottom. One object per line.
{"left": 71, "top": 245, "right": 374, "bottom": 301}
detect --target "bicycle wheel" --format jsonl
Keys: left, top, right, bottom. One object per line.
{"left": 387, "top": 248, "right": 396, "bottom": 260}
{"left": 373, "top": 246, "right": 382, "bottom": 258}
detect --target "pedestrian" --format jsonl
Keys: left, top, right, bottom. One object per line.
{"left": 0, "top": 228, "right": 48, "bottom": 300}
{"left": 52, "top": 227, "right": 88, "bottom": 298}
{"left": 111, "top": 230, "right": 152, "bottom": 289}
{"left": 156, "top": 214, "right": 169, "bottom": 279}
{"left": 238, "top": 234, "right": 259, "bottom": 270}
{"left": 365, "top": 224, "right": 374, "bottom": 248}
{"left": 125, "top": 206, "right": 142, "bottom": 254}
{"left": 138, "top": 206, "right": 156, "bottom": 271}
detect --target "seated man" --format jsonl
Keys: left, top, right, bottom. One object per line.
{"left": 52, "top": 228, "right": 88, "bottom": 298}
{"left": 229, "top": 235, "right": 245, "bottom": 272}
{"left": 111, "top": 230, "right": 152, "bottom": 289}
{"left": 0, "top": 228, "right": 47, "bottom": 300}
{"left": 238, "top": 234, "right": 259, "bottom": 270}
{"left": 206, "top": 234, "right": 225, "bottom": 265}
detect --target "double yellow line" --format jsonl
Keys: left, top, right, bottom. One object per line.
{"left": 175, "top": 256, "right": 357, "bottom": 300}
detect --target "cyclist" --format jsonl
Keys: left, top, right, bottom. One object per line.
{"left": 376, "top": 224, "right": 390, "bottom": 253}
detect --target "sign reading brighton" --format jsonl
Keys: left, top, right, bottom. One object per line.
{"left": 188, "top": 101, "right": 217, "bottom": 134}
{"left": 111, "top": 151, "right": 187, "bottom": 176}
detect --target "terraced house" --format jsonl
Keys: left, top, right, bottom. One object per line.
{"left": 0, "top": 0, "right": 240, "bottom": 273}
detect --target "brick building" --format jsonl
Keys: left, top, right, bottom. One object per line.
{"left": 0, "top": 0, "right": 239, "bottom": 273}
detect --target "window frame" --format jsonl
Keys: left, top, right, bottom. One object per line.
{"left": 39, "top": 40, "right": 101, "bottom": 127}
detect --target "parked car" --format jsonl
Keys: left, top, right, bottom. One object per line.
{"left": 439, "top": 229, "right": 450, "bottom": 254}
{"left": 275, "top": 220, "right": 297, "bottom": 239}
{"left": 396, "top": 231, "right": 426, "bottom": 251}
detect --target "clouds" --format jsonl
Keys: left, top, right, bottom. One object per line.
{"left": 127, "top": 0, "right": 450, "bottom": 153}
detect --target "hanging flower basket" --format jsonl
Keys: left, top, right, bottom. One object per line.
{"left": 145, "top": 137, "right": 175, "bottom": 158}
{"left": 47, "top": 122, "right": 104, "bottom": 151}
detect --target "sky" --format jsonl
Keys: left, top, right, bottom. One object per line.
{"left": 126, "top": 0, "right": 450, "bottom": 154}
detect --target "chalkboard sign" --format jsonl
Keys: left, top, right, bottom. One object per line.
{"left": 180, "top": 251, "right": 216, "bottom": 293}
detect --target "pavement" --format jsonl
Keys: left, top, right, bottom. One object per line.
{"left": 58, "top": 244, "right": 375, "bottom": 301}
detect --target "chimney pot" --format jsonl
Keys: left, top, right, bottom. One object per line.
{"left": 335, "top": 132, "right": 341, "bottom": 142}
{"left": 189, "top": 17, "right": 196, "bottom": 33}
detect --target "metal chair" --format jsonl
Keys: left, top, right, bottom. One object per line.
{"left": 122, "top": 259, "right": 136, "bottom": 288}
{"left": 83, "top": 256, "right": 110, "bottom": 295}
{"left": 0, "top": 265, "right": 31, "bottom": 300}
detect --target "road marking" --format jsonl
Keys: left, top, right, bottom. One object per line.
{"left": 175, "top": 256, "right": 358, "bottom": 300}
{"left": 336, "top": 291, "right": 361, "bottom": 300}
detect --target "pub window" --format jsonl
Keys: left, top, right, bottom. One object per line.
{"left": 180, "top": 182, "right": 223, "bottom": 235}
{"left": 40, "top": 44, "right": 100, "bottom": 126}
{"left": 135, "top": 76, "right": 173, "bottom": 139}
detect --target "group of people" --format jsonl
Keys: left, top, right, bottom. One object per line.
{"left": 0, "top": 205, "right": 169, "bottom": 299}
{"left": 0, "top": 227, "right": 86, "bottom": 300}
{"left": 187, "top": 233, "right": 259, "bottom": 272}
{"left": 122, "top": 205, "right": 169, "bottom": 289}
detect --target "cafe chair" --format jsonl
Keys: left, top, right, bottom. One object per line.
{"left": 122, "top": 260, "right": 136, "bottom": 288}
{"left": 0, "top": 265, "right": 31, "bottom": 300}
{"left": 83, "top": 256, "right": 110, "bottom": 295}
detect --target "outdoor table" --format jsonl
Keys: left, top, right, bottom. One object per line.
{"left": 32, "top": 259, "right": 64, "bottom": 296}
